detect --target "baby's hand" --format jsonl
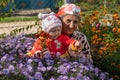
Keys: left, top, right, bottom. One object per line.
{"left": 26, "top": 52, "right": 34, "bottom": 57}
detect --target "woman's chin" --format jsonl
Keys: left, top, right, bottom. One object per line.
{"left": 66, "top": 31, "right": 74, "bottom": 35}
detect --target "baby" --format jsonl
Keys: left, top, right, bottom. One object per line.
{"left": 27, "top": 12, "right": 82, "bottom": 58}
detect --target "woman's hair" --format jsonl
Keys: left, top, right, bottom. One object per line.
{"left": 56, "top": 4, "right": 81, "bottom": 18}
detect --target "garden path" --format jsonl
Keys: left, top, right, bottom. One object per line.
{"left": 0, "top": 8, "right": 51, "bottom": 35}
{"left": 0, "top": 20, "right": 40, "bottom": 35}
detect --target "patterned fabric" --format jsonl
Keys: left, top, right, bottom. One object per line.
{"left": 56, "top": 3, "right": 81, "bottom": 17}
{"left": 38, "top": 12, "right": 62, "bottom": 33}
{"left": 69, "top": 31, "right": 93, "bottom": 64}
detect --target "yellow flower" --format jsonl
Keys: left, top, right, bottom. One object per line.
{"left": 100, "top": 47, "right": 107, "bottom": 51}
{"left": 117, "top": 28, "right": 120, "bottom": 33}
{"left": 1, "top": 2, "right": 7, "bottom": 7}
{"left": 98, "top": 50, "right": 103, "bottom": 55}
{"left": 112, "top": 27, "right": 118, "bottom": 33}
{"left": 97, "top": 38, "right": 102, "bottom": 41}
{"left": 100, "top": 6, "right": 104, "bottom": 9}
{"left": 92, "top": 10, "right": 99, "bottom": 16}
{"left": 92, "top": 34, "right": 98, "bottom": 40}
{"left": 92, "top": 27, "right": 97, "bottom": 32}
{"left": 115, "top": 38, "right": 120, "bottom": 43}
{"left": 102, "top": 34, "right": 108, "bottom": 37}
{"left": 112, "top": 13, "right": 119, "bottom": 19}
{"left": 117, "top": 20, "right": 120, "bottom": 24}
{"left": 113, "top": 75, "right": 120, "bottom": 79}
{"left": 95, "top": 30, "right": 101, "bottom": 33}
{"left": 92, "top": 40, "right": 96, "bottom": 45}
{"left": 101, "top": 19, "right": 107, "bottom": 23}
{"left": 92, "top": 16, "right": 97, "bottom": 21}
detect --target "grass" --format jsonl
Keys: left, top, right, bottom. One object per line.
{"left": 0, "top": 16, "right": 38, "bottom": 23}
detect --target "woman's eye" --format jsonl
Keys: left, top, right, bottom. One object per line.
{"left": 74, "top": 20, "right": 78, "bottom": 24}
{"left": 67, "top": 19, "right": 71, "bottom": 23}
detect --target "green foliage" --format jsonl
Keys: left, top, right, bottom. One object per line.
{"left": 55, "top": 0, "right": 64, "bottom": 8}
{"left": 0, "top": 0, "right": 14, "bottom": 17}
{"left": 98, "top": 51, "right": 120, "bottom": 80}
{"left": 0, "top": 16, "right": 38, "bottom": 23}
{"left": 0, "top": 73, "right": 26, "bottom": 80}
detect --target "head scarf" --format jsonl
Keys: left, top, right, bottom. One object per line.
{"left": 56, "top": 4, "right": 81, "bottom": 17}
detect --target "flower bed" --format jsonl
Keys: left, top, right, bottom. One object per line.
{"left": 0, "top": 34, "right": 112, "bottom": 80}
{"left": 79, "top": 9, "right": 120, "bottom": 80}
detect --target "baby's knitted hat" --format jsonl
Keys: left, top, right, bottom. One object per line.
{"left": 38, "top": 12, "right": 62, "bottom": 32}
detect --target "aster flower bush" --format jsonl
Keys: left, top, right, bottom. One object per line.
{"left": 0, "top": 34, "right": 113, "bottom": 80}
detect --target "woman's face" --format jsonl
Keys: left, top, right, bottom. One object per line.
{"left": 61, "top": 14, "right": 80, "bottom": 35}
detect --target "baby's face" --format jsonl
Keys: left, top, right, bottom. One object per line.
{"left": 48, "top": 26, "right": 62, "bottom": 39}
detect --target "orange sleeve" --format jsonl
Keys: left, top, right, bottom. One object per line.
{"left": 28, "top": 38, "right": 43, "bottom": 55}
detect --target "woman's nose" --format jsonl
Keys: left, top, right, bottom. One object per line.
{"left": 69, "top": 22, "right": 74, "bottom": 28}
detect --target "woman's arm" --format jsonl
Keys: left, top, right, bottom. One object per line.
{"left": 70, "top": 31, "right": 93, "bottom": 64}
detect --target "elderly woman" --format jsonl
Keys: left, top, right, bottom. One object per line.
{"left": 56, "top": 3, "right": 93, "bottom": 64}
{"left": 27, "top": 3, "right": 93, "bottom": 64}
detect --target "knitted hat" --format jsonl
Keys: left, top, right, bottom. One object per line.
{"left": 38, "top": 12, "right": 62, "bottom": 33}
{"left": 56, "top": 4, "right": 81, "bottom": 17}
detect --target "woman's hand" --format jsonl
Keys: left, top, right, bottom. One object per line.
{"left": 74, "top": 41, "right": 82, "bottom": 50}
{"left": 68, "top": 41, "right": 83, "bottom": 57}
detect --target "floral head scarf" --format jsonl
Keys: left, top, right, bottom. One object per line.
{"left": 56, "top": 4, "right": 81, "bottom": 17}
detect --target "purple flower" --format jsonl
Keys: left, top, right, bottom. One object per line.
{"left": 18, "top": 63, "right": 24, "bottom": 70}
{"left": 44, "top": 52, "right": 52, "bottom": 59}
{"left": 28, "top": 75, "right": 34, "bottom": 80}
{"left": 0, "top": 44, "right": 5, "bottom": 48}
{"left": 55, "top": 52, "right": 61, "bottom": 58}
{"left": 7, "top": 56, "right": 14, "bottom": 61}
{"left": 57, "top": 75, "right": 68, "bottom": 80}
{"left": 50, "top": 77, "right": 55, "bottom": 80}
{"left": 38, "top": 62, "right": 43, "bottom": 67}
{"left": 83, "top": 76, "right": 90, "bottom": 80}
{"left": 3, "top": 69, "right": 10, "bottom": 75}
{"left": 46, "top": 59, "right": 54, "bottom": 66}
{"left": 58, "top": 65, "right": 68, "bottom": 75}
{"left": 71, "top": 68, "right": 77, "bottom": 72}
{"left": 22, "top": 71, "right": 30, "bottom": 77}
{"left": 34, "top": 72, "right": 43, "bottom": 80}
{"left": 100, "top": 73, "right": 106, "bottom": 80}
{"left": 0, "top": 54, "right": 9, "bottom": 62}
{"left": 8, "top": 65, "right": 15, "bottom": 71}
{"left": 94, "top": 67, "right": 99, "bottom": 76}
{"left": 27, "top": 59, "right": 33, "bottom": 64}
{"left": 47, "top": 66, "right": 52, "bottom": 71}
{"left": 69, "top": 76, "right": 76, "bottom": 80}
{"left": 27, "top": 65, "right": 33, "bottom": 73}
{"left": 39, "top": 66, "right": 46, "bottom": 72}
{"left": 78, "top": 58, "right": 86, "bottom": 63}
{"left": 96, "top": 23, "right": 101, "bottom": 29}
